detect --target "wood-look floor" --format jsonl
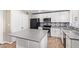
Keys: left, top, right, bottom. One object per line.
{"left": 48, "top": 36, "right": 64, "bottom": 48}
{"left": 0, "top": 36, "right": 64, "bottom": 48}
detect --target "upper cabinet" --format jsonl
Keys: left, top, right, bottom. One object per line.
{"left": 31, "top": 11, "right": 70, "bottom": 22}
{"left": 70, "top": 10, "right": 79, "bottom": 28}
{"left": 51, "top": 11, "right": 70, "bottom": 22}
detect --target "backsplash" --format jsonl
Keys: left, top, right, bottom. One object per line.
{"left": 40, "top": 22, "right": 70, "bottom": 27}
{"left": 69, "top": 26, "right": 79, "bottom": 31}
{"left": 51, "top": 22, "right": 69, "bottom": 27}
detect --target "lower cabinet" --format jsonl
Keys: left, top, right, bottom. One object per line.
{"left": 40, "top": 34, "right": 48, "bottom": 48}
{"left": 66, "top": 36, "right": 71, "bottom": 48}
{"left": 16, "top": 34, "right": 48, "bottom": 48}
{"left": 51, "top": 28, "right": 61, "bottom": 37}
{"left": 62, "top": 33, "right": 79, "bottom": 48}
{"left": 71, "top": 40, "right": 79, "bottom": 48}
{"left": 16, "top": 38, "right": 28, "bottom": 48}
{"left": 28, "top": 41, "right": 39, "bottom": 48}
{"left": 28, "top": 34, "right": 48, "bottom": 48}
{"left": 38, "top": 27, "right": 43, "bottom": 30}
{"left": 16, "top": 39, "right": 40, "bottom": 48}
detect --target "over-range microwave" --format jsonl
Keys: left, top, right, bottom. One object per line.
{"left": 43, "top": 18, "right": 51, "bottom": 22}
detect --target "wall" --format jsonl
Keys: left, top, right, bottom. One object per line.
{"left": 11, "top": 10, "right": 29, "bottom": 33}
{"left": 70, "top": 10, "right": 79, "bottom": 28}
{"left": 31, "top": 11, "right": 70, "bottom": 22}
{"left": 3, "top": 10, "right": 11, "bottom": 42}
{"left": 0, "top": 11, "right": 3, "bottom": 42}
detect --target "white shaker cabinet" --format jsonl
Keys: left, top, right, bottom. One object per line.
{"left": 16, "top": 33, "right": 48, "bottom": 48}
{"left": 66, "top": 36, "right": 79, "bottom": 48}
{"left": 38, "top": 27, "right": 43, "bottom": 30}
{"left": 51, "top": 11, "right": 70, "bottom": 22}
{"left": 31, "top": 11, "right": 70, "bottom": 22}
{"left": 11, "top": 10, "right": 29, "bottom": 32}
{"left": 11, "top": 11, "right": 29, "bottom": 42}
{"left": 62, "top": 31, "right": 79, "bottom": 48}
{"left": 51, "top": 28, "right": 61, "bottom": 37}
{"left": 66, "top": 36, "right": 71, "bottom": 48}
{"left": 71, "top": 40, "right": 79, "bottom": 48}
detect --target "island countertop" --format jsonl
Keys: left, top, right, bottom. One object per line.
{"left": 62, "top": 29, "right": 79, "bottom": 40}
{"left": 9, "top": 29, "right": 48, "bottom": 42}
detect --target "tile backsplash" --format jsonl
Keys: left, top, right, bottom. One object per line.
{"left": 40, "top": 22, "right": 70, "bottom": 27}
{"left": 71, "top": 26, "right": 79, "bottom": 31}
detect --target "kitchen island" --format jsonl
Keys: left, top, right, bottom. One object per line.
{"left": 9, "top": 29, "right": 48, "bottom": 48}
{"left": 62, "top": 29, "right": 79, "bottom": 48}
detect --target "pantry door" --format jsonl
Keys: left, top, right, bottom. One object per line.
{"left": 11, "top": 10, "right": 29, "bottom": 33}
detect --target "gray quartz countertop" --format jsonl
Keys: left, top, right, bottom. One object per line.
{"left": 9, "top": 29, "right": 48, "bottom": 42}
{"left": 62, "top": 29, "right": 79, "bottom": 40}
{"left": 51, "top": 26, "right": 67, "bottom": 28}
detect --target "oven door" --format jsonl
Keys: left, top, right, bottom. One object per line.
{"left": 43, "top": 27, "right": 51, "bottom": 36}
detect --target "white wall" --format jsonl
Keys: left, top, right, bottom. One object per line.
{"left": 11, "top": 10, "right": 29, "bottom": 33}
{"left": 0, "top": 11, "right": 3, "bottom": 42}
{"left": 70, "top": 10, "right": 79, "bottom": 28}
{"left": 31, "top": 11, "right": 70, "bottom": 22}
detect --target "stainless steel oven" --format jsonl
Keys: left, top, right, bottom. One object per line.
{"left": 43, "top": 25, "right": 51, "bottom": 36}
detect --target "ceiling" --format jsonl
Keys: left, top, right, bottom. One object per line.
{"left": 22, "top": 10, "right": 70, "bottom": 15}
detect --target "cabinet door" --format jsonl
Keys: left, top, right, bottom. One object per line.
{"left": 66, "top": 36, "right": 71, "bottom": 48}
{"left": 28, "top": 41, "right": 39, "bottom": 48}
{"left": 55, "top": 28, "right": 61, "bottom": 37}
{"left": 38, "top": 27, "right": 42, "bottom": 30}
{"left": 52, "top": 12, "right": 69, "bottom": 22}
{"left": 60, "top": 31, "right": 64, "bottom": 43}
{"left": 51, "top": 28, "right": 56, "bottom": 37}
{"left": 11, "top": 11, "right": 29, "bottom": 32}
{"left": 40, "top": 34, "right": 48, "bottom": 48}
{"left": 51, "top": 28, "right": 61, "bottom": 37}
{"left": 16, "top": 38, "right": 28, "bottom": 48}
{"left": 71, "top": 40, "right": 79, "bottom": 48}
{"left": 22, "top": 14, "right": 29, "bottom": 30}
{"left": 11, "top": 11, "right": 29, "bottom": 42}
